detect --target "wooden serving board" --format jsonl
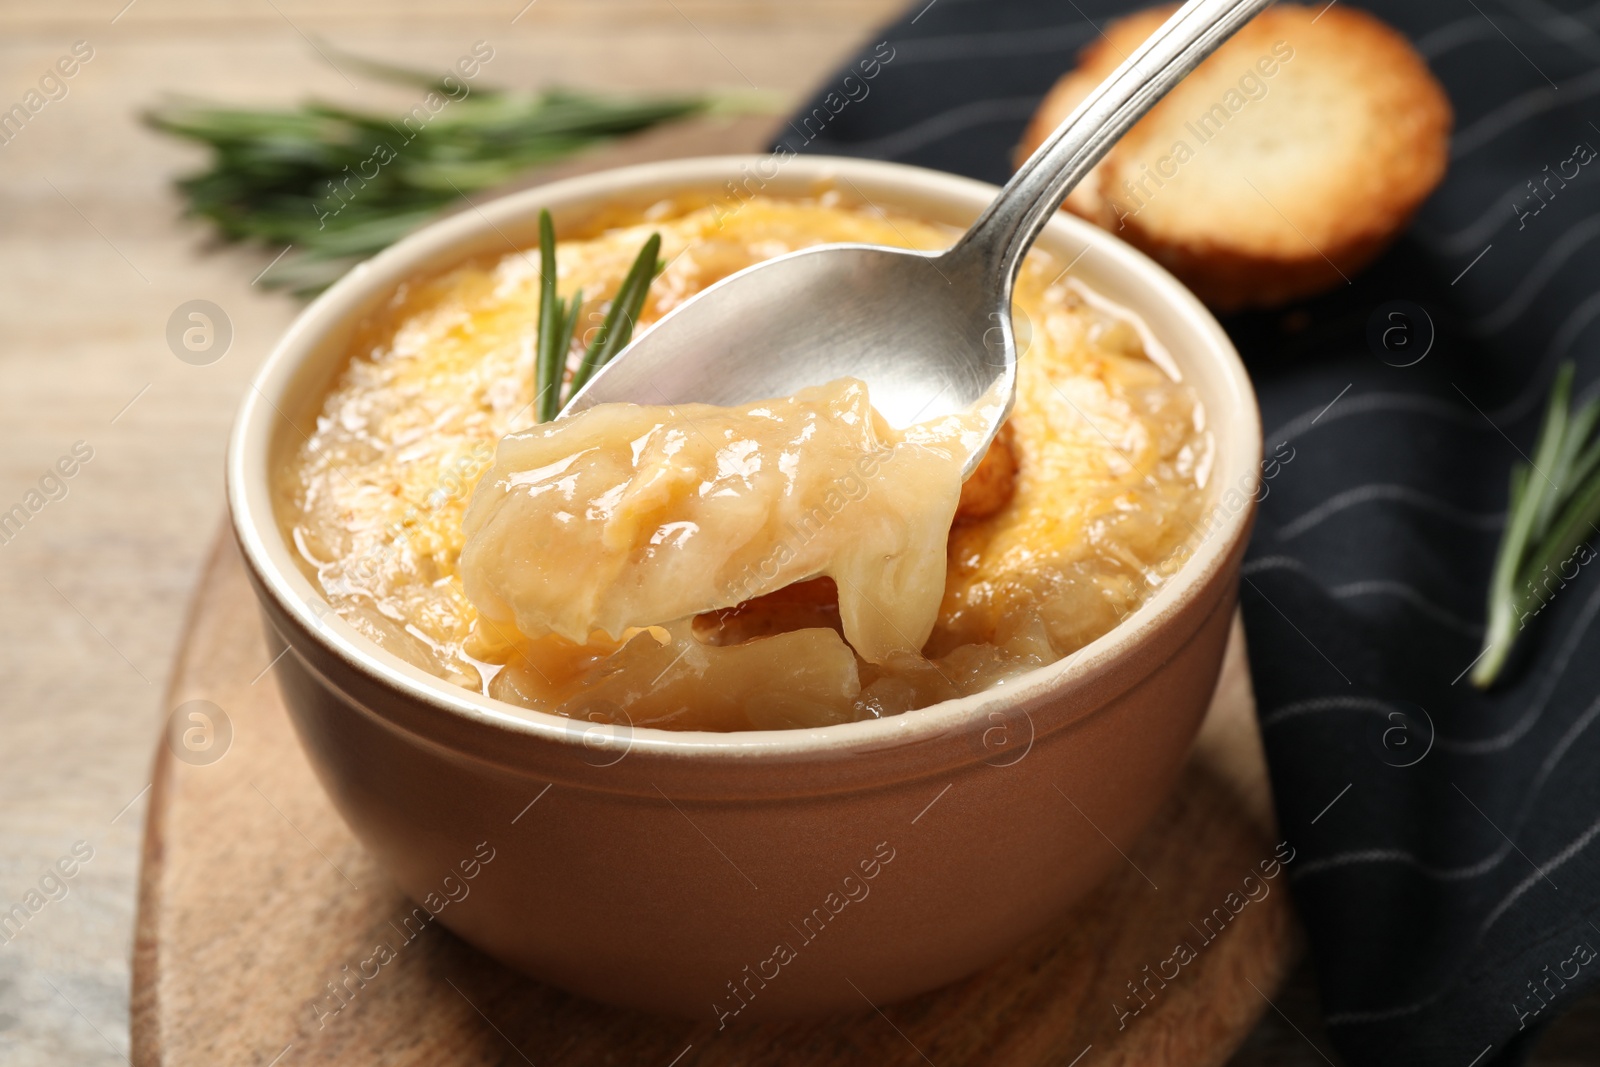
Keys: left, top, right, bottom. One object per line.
{"left": 130, "top": 530, "right": 1298, "bottom": 1067}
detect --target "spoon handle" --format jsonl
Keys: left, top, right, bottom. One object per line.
{"left": 947, "top": 0, "right": 1275, "bottom": 287}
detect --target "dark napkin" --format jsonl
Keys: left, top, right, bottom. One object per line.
{"left": 785, "top": 2, "right": 1600, "bottom": 1064}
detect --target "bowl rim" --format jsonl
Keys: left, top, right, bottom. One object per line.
{"left": 227, "top": 153, "right": 1261, "bottom": 762}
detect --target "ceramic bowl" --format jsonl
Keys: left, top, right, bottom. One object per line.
{"left": 227, "top": 155, "right": 1260, "bottom": 1021}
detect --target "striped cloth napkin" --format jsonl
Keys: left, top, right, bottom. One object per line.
{"left": 787, "top": 2, "right": 1600, "bottom": 1064}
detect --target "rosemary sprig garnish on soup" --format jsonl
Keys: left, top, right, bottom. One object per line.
{"left": 1474, "top": 362, "right": 1600, "bottom": 687}
{"left": 533, "top": 209, "right": 662, "bottom": 423}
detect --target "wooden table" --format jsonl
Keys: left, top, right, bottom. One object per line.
{"left": 2, "top": 2, "right": 1596, "bottom": 1064}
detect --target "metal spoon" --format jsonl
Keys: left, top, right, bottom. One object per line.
{"left": 565, "top": 0, "right": 1272, "bottom": 474}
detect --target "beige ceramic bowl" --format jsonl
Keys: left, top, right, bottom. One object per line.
{"left": 227, "top": 156, "right": 1260, "bottom": 1022}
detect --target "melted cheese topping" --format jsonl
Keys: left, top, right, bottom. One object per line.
{"left": 277, "top": 195, "right": 1211, "bottom": 731}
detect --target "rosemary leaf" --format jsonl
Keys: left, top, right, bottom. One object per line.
{"left": 1527, "top": 363, "right": 1574, "bottom": 540}
{"left": 531, "top": 217, "right": 662, "bottom": 423}
{"left": 535, "top": 210, "right": 563, "bottom": 424}
{"left": 567, "top": 234, "right": 663, "bottom": 401}
{"left": 1475, "top": 465, "right": 1536, "bottom": 688}
{"left": 1473, "top": 361, "right": 1600, "bottom": 687}
{"left": 1568, "top": 432, "right": 1600, "bottom": 500}
{"left": 1552, "top": 397, "right": 1600, "bottom": 513}
{"left": 316, "top": 42, "right": 467, "bottom": 97}
{"left": 1517, "top": 461, "right": 1600, "bottom": 613}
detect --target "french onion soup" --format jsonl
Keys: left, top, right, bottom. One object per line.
{"left": 278, "top": 195, "right": 1212, "bottom": 731}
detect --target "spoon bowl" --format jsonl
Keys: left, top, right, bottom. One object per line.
{"left": 565, "top": 241, "right": 1012, "bottom": 432}
{"left": 566, "top": 0, "right": 1272, "bottom": 473}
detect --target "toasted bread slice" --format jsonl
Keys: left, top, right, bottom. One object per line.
{"left": 1016, "top": 4, "right": 1451, "bottom": 310}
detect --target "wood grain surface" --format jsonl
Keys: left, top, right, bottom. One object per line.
{"left": 132, "top": 531, "right": 1299, "bottom": 1067}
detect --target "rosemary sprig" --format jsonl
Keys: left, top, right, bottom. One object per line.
{"left": 569, "top": 231, "right": 662, "bottom": 398}
{"left": 144, "top": 55, "right": 753, "bottom": 295}
{"left": 535, "top": 210, "right": 565, "bottom": 423}
{"left": 532, "top": 209, "right": 663, "bottom": 423}
{"left": 1474, "top": 362, "right": 1600, "bottom": 687}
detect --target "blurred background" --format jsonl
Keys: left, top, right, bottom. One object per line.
{"left": 4, "top": 2, "right": 1600, "bottom": 1065}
